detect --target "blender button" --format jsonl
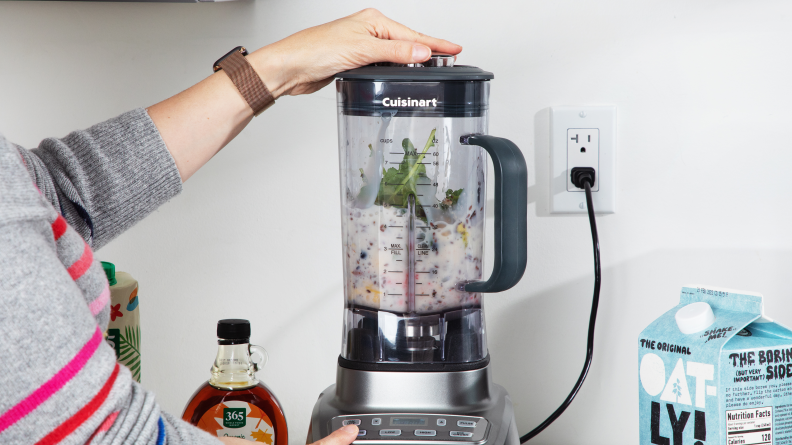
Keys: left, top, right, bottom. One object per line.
{"left": 450, "top": 431, "right": 474, "bottom": 438}
{"left": 343, "top": 419, "right": 362, "bottom": 426}
{"left": 380, "top": 430, "right": 402, "bottom": 436}
{"left": 415, "top": 430, "right": 437, "bottom": 437}
{"left": 457, "top": 420, "right": 477, "bottom": 428}
{"left": 437, "top": 419, "right": 447, "bottom": 426}
{"left": 371, "top": 418, "right": 382, "bottom": 426}
{"left": 358, "top": 430, "right": 367, "bottom": 436}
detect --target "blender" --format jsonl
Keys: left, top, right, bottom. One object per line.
{"left": 310, "top": 55, "right": 527, "bottom": 445}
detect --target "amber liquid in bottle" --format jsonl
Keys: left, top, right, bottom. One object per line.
{"left": 182, "top": 338, "right": 287, "bottom": 444}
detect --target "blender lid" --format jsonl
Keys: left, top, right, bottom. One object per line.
{"left": 337, "top": 63, "right": 494, "bottom": 81}
{"left": 336, "top": 56, "right": 491, "bottom": 117}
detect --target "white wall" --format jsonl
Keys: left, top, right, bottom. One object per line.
{"left": 2, "top": 1, "right": 792, "bottom": 443}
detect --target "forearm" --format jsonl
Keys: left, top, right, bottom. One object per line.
{"left": 146, "top": 46, "right": 290, "bottom": 182}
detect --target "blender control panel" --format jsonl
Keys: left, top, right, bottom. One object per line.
{"left": 331, "top": 414, "right": 489, "bottom": 444}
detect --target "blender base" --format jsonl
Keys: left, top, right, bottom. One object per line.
{"left": 310, "top": 362, "right": 518, "bottom": 445}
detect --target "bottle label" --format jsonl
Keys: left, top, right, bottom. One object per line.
{"left": 197, "top": 400, "right": 275, "bottom": 443}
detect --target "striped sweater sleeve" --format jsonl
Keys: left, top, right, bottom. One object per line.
{"left": 0, "top": 135, "right": 220, "bottom": 444}
{"left": 14, "top": 108, "right": 183, "bottom": 250}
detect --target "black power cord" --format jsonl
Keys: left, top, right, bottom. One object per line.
{"left": 520, "top": 167, "right": 602, "bottom": 443}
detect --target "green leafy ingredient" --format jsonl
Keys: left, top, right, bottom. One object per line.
{"left": 393, "top": 128, "right": 436, "bottom": 198}
{"left": 374, "top": 129, "right": 436, "bottom": 220}
{"left": 358, "top": 128, "right": 465, "bottom": 222}
{"left": 439, "top": 188, "right": 463, "bottom": 210}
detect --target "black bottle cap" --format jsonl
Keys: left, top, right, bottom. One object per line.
{"left": 217, "top": 319, "right": 250, "bottom": 342}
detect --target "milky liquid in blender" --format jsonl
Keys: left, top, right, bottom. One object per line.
{"left": 340, "top": 115, "right": 488, "bottom": 363}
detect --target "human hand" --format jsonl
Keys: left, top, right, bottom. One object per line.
{"left": 308, "top": 424, "right": 360, "bottom": 445}
{"left": 248, "top": 9, "right": 462, "bottom": 97}
{"left": 218, "top": 424, "right": 358, "bottom": 445}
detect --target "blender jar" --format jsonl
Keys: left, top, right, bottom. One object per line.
{"left": 336, "top": 58, "right": 527, "bottom": 367}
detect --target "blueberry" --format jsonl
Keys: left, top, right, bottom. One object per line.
{"left": 360, "top": 251, "right": 368, "bottom": 259}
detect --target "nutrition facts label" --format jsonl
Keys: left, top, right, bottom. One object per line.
{"left": 727, "top": 407, "right": 773, "bottom": 445}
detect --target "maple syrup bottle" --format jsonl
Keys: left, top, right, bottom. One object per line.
{"left": 182, "top": 319, "right": 287, "bottom": 444}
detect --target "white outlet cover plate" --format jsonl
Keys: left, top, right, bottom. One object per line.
{"left": 550, "top": 106, "right": 616, "bottom": 214}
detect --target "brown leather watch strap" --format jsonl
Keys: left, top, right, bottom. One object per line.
{"left": 216, "top": 49, "right": 274, "bottom": 116}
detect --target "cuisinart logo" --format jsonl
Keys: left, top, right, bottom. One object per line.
{"left": 382, "top": 97, "right": 438, "bottom": 107}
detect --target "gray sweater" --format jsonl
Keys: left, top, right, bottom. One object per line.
{"left": 0, "top": 109, "right": 222, "bottom": 444}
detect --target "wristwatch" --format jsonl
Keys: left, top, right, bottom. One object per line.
{"left": 213, "top": 46, "right": 275, "bottom": 116}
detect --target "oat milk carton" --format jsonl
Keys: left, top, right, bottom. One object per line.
{"left": 639, "top": 285, "right": 792, "bottom": 445}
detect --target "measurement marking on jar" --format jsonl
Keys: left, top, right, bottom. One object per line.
{"left": 416, "top": 294, "right": 430, "bottom": 296}
{"left": 388, "top": 271, "right": 403, "bottom": 273}
{"left": 390, "top": 226, "right": 403, "bottom": 228}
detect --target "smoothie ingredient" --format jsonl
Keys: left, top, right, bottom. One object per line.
{"left": 366, "top": 128, "right": 464, "bottom": 222}
{"left": 374, "top": 129, "right": 436, "bottom": 218}
{"left": 345, "top": 127, "right": 482, "bottom": 314}
{"left": 182, "top": 320, "right": 287, "bottom": 445}
{"left": 440, "top": 188, "right": 464, "bottom": 210}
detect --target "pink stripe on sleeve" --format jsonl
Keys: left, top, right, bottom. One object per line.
{"left": 95, "top": 411, "right": 119, "bottom": 434}
{"left": 51, "top": 215, "right": 67, "bottom": 241}
{"left": 66, "top": 243, "right": 93, "bottom": 281}
{"left": 89, "top": 285, "right": 110, "bottom": 316}
{"left": 85, "top": 411, "right": 119, "bottom": 444}
{"left": 0, "top": 327, "right": 103, "bottom": 434}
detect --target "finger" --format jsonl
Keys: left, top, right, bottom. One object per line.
{"left": 361, "top": 9, "right": 462, "bottom": 55}
{"left": 316, "top": 425, "right": 359, "bottom": 445}
{"left": 368, "top": 38, "right": 433, "bottom": 64}
{"left": 386, "top": 25, "right": 462, "bottom": 56}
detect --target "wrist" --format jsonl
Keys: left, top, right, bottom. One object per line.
{"left": 247, "top": 45, "right": 296, "bottom": 100}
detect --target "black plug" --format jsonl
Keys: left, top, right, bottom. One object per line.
{"left": 571, "top": 167, "right": 596, "bottom": 189}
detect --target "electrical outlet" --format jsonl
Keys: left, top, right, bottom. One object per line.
{"left": 567, "top": 128, "right": 599, "bottom": 192}
{"left": 550, "top": 106, "right": 616, "bottom": 214}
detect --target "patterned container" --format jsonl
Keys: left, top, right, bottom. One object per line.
{"left": 102, "top": 262, "right": 142, "bottom": 382}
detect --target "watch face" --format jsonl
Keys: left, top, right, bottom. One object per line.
{"left": 213, "top": 46, "right": 248, "bottom": 72}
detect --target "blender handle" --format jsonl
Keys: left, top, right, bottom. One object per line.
{"left": 460, "top": 135, "right": 527, "bottom": 293}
